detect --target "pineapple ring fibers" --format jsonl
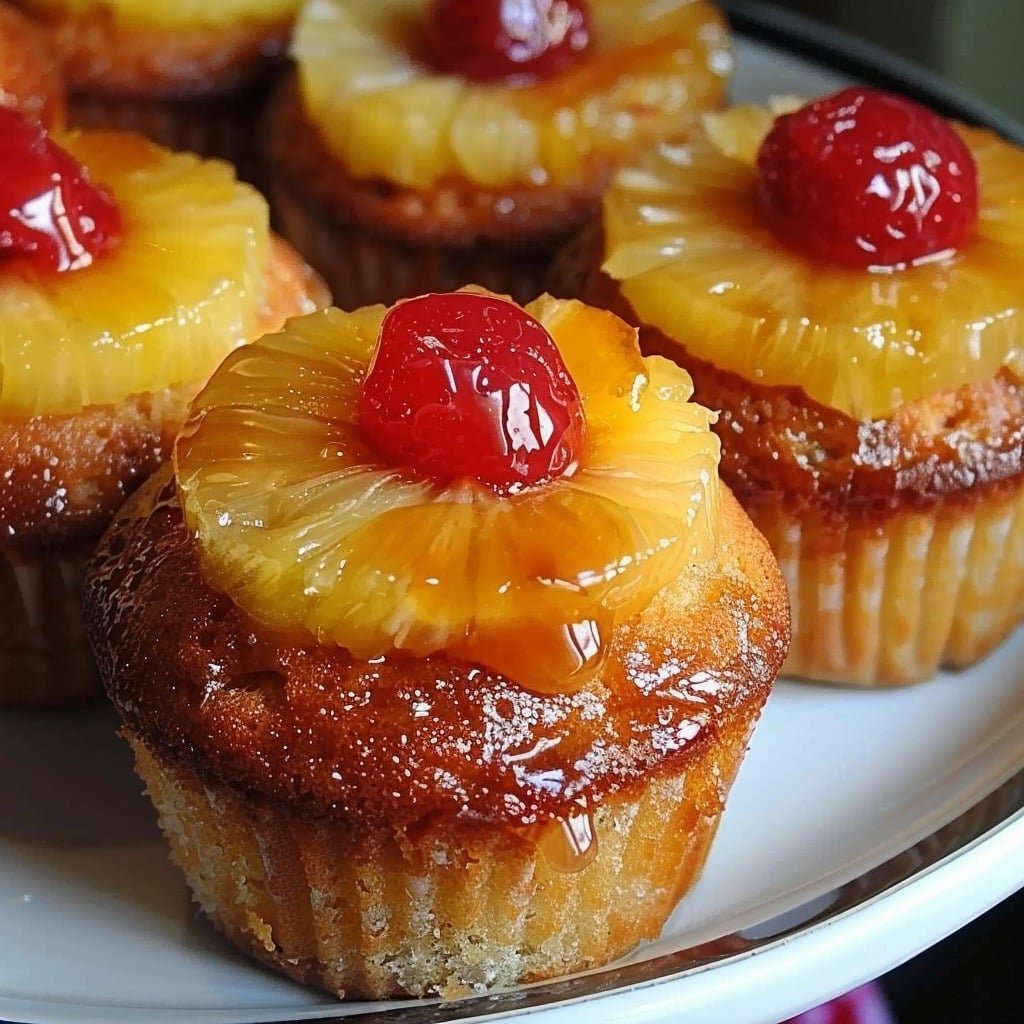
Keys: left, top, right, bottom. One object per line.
{"left": 0, "top": 131, "right": 267, "bottom": 419}
{"left": 293, "top": 0, "right": 730, "bottom": 190}
{"left": 603, "top": 104, "right": 1024, "bottom": 421}
{"left": 21, "top": 0, "right": 299, "bottom": 29}
{"left": 174, "top": 295, "right": 721, "bottom": 694}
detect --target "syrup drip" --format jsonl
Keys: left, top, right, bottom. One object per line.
{"left": 537, "top": 805, "right": 598, "bottom": 873}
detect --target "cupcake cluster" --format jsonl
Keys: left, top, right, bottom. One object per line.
{"left": 4, "top": 0, "right": 1022, "bottom": 1008}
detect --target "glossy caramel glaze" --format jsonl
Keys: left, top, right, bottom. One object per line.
{"left": 265, "top": 76, "right": 608, "bottom": 248}
{"left": 566, "top": 256, "right": 1024, "bottom": 531}
{"left": 0, "top": 2, "right": 64, "bottom": 126}
{"left": 0, "top": 236, "right": 327, "bottom": 550}
{"left": 30, "top": 5, "right": 291, "bottom": 97}
{"left": 85, "top": 468, "right": 789, "bottom": 829}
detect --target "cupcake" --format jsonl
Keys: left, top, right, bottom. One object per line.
{"left": 563, "top": 87, "right": 1024, "bottom": 686}
{"left": 14, "top": 0, "right": 302, "bottom": 182}
{"left": 84, "top": 289, "right": 789, "bottom": 997}
{"left": 0, "top": 1, "right": 64, "bottom": 127}
{"left": 0, "top": 108, "right": 327, "bottom": 706}
{"left": 264, "top": 0, "right": 731, "bottom": 310}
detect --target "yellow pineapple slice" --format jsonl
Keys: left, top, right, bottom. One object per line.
{"left": 0, "top": 130, "right": 269, "bottom": 419}
{"left": 21, "top": 0, "right": 300, "bottom": 29}
{"left": 293, "top": 0, "right": 731, "bottom": 190}
{"left": 174, "top": 293, "right": 721, "bottom": 693}
{"left": 603, "top": 104, "right": 1024, "bottom": 420}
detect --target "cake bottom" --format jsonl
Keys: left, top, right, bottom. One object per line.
{"left": 753, "top": 484, "right": 1024, "bottom": 686}
{"left": 68, "top": 88, "right": 272, "bottom": 189}
{"left": 128, "top": 716, "right": 754, "bottom": 1000}
{"left": 0, "top": 544, "right": 96, "bottom": 706}
{"left": 268, "top": 175, "right": 560, "bottom": 310}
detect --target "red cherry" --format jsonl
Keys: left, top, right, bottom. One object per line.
{"left": 755, "top": 87, "right": 978, "bottom": 269}
{"left": 359, "top": 292, "right": 586, "bottom": 490}
{"left": 426, "top": 0, "right": 591, "bottom": 85}
{"left": 0, "top": 107, "right": 121, "bottom": 273}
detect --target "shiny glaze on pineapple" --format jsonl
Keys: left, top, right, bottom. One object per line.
{"left": 85, "top": 469, "right": 786, "bottom": 828}
{"left": 267, "top": 74, "right": 605, "bottom": 241}
{"left": 601, "top": 108, "right": 1024, "bottom": 421}
{"left": 173, "top": 297, "right": 720, "bottom": 695}
{"left": 433, "top": 0, "right": 731, "bottom": 161}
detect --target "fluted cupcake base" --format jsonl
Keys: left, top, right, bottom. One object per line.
{"left": 128, "top": 716, "right": 754, "bottom": 1000}
{"left": 0, "top": 545, "right": 96, "bottom": 706}
{"left": 267, "top": 175, "right": 555, "bottom": 311}
{"left": 68, "top": 90, "right": 270, "bottom": 189}
{"left": 750, "top": 485, "right": 1024, "bottom": 686}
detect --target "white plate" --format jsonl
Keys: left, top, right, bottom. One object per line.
{"left": 3, "top": 34, "right": 1024, "bottom": 1024}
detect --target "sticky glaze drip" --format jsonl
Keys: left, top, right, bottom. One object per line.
{"left": 536, "top": 806, "right": 598, "bottom": 872}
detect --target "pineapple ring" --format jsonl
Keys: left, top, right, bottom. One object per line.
{"left": 292, "top": 0, "right": 730, "bottom": 190}
{"left": 0, "top": 130, "right": 268, "bottom": 419}
{"left": 21, "top": 0, "right": 300, "bottom": 30}
{"left": 603, "top": 103, "right": 1024, "bottom": 420}
{"left": 173, "top": 294, "right": 721, "bottom": 694}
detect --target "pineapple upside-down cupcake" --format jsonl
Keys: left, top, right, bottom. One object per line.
{"left": 264, "top": 0, "right": 731, "bottom": 309}
{"left": 0, "top": 0, "right": 64, "bottom": 127}
{"left": 561, "top": 87, "right": 1024, "bottom": 686}
{"left": 84, "top": 288, "right": 789, "bottom": 998}
{"left": 0, "top": 108, "right": 327, "bottom": 707}
{"left": 13, "top": 0, "right": 302, "bottom": 182}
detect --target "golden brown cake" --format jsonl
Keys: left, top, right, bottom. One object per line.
{"left": 0, "top": 1, "right": 64, "bottom": 126}
{"left": 84, "top": 290, "right": 789, "bottom": 997}
{"left": 559, "top": 91, "right": 1024, "bottom": 686}
{"left": 14, "top": 0, "right": 302, "bottom": 181}
{"left": 264, "top": 0, "right": 731, "bottom": 309}
{"left": 0, "top": 112, "right": 328, "bottom": 706}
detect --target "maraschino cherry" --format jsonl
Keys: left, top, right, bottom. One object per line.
{"left": 426, "top": 0, "right": 591, "bottom": 84}
{"left": 0, "top": 107, "right": 121, "bottom": 273}
{"left": 756, "top": 87, "right": 978, "bottom": 269}
{"left": 359, "top": 292, "right": 585, "bottom": 490}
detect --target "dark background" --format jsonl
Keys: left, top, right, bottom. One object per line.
{"left": 766, "top": 0, "right": 1024, "bottom": 121}
{"left": 728, "top": 3, "right": 1024, "bottom": 1022}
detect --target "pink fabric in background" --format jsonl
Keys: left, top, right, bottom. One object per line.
{"left": 785, "top": 983, "right": 896, "bottom": 1024}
